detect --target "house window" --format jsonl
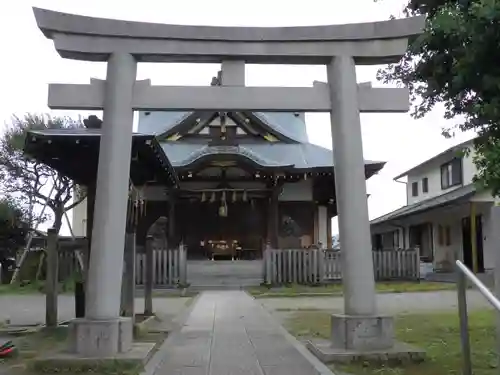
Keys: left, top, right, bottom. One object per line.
{"left": 411, "top": 182, "right": 419, "bottom": 197}
{"left": 422, "top": 177, "right": 429, "bottom": 193}
{"left": 441, "top": 158, "right": 463, "bottom": 189}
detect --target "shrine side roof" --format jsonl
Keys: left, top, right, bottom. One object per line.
{"left": 24, "top": 128, "right": 179, "bottom": 187}
{"left": 137, "top": 111, "right": 309, "bottom": 143}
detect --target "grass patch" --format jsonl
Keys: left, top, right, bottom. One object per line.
{"left": 248, "top": 281, "right": 456, "bottom": 298}
{"left": 0, "top": 283, "right": 43, "bottom": 295}
{"left": 0, "top": 282, "right": 199, "bottom": 297}
{"left": 0, "top": 326, "right": 69, "bottom": 373}
{"left": 31, "top": 359, "right": 143, "bottom": 375}
{"left": 275, "top": 307, "right": 323, "bottom": 312}
{"left": 286, "top": 309, "right": 497, "bottom": 375}
{"left": 0, "top": 279, "right": 79, "bottom": 296}
{"left": 0, "top": 323, "right": 164, "bottom": 375}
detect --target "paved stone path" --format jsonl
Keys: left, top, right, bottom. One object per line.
{"left": 153, "top": 291, "right": 328, "bottom": 375}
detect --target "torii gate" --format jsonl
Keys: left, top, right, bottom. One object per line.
{"left": 33, "top": 7, "right": 424, "bottom": 359}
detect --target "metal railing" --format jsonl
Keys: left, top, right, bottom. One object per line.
{"left": 456, "top": 260, "right": 500, "bottom": 375}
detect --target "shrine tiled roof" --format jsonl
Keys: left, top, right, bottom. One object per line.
{"left": 137, "top": 111, "right": 309, "bottom": 143}
{"left": 138, "top": 110, "right": 385, "bottom": 174}
{"left": 161, "top": 141, "right": 385, "bottom": 172}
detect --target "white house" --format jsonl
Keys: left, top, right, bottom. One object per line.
{"left": 370, "top": 138, "right": 499, "bottom": 277}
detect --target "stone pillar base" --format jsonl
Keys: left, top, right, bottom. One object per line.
{"left": 330, "top": 314, "right": 394, "bottom": 351}
{"left": 68, "top": 317, "right": 133, "bottom": 357}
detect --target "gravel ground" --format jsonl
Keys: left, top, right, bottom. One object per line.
{"left": 0, "top": 295, "right": 190, "bottom": 325}
{"left": 258, "top": 290, "right": 493, "bottom": 323}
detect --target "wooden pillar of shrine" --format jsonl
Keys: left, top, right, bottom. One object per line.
{"left": 267, "top": 184, "right": 280, "bottom": 249}
{"left": 144, "top": 235, "right": 154, "bottom": 316}
{"left": 85, "top": 183, "right": 96, "bottom": 259}
{"left": 75, "top": 183, "right": 96, "bottom": 319}
{"left": 168, "top": 192, "right": 177, "bottom": 248}
{"left": 326, "top": 208, "right": 333, "bottom": 249}
{"left": 120, "top": 197, "right": 137, "bottom": 319}
{"left": 45, "top": 228, "right": 59, "bottom": 327}
{"left": 313, "top": 205, "right": 319, "bottom": 245}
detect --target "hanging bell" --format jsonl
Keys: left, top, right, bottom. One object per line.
{"left": 242, "top": 190, "right": 248, "bottom": 202}
{"left": 232, "top": 190, "right": 237, "bottom": 203}
{"left": 210, "top": 191, "right": 216, "bottom": 203}
{"left": 201, "top": 191, "right": 206, "bottom": 202}
{"left": 218, "top": 203, "right": 228, "bottom": 217}
{"left": 221, "top": 191, "right": 226, "bottom": 202}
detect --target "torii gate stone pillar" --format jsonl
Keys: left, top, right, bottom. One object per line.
{"left": 74, "top": 53, "right": 137, "bottom": 356}
{"left": 33, "top": 7, "right": 425, "bottom": 361}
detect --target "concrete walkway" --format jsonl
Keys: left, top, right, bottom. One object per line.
{"left": 152, "top": 291, "right": 330, "bottom": 375}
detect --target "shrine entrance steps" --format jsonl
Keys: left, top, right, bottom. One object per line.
{"left": 187, "top": 260, "right": 263, "bottom": 290}
{"left": 149, "top": 291, "right": 332, "bottom": 375}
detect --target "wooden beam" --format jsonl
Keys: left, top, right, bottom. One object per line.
{"left": 48, "top": 80, "right": 410, "bottom": 113}
{"left": 144, "top": 235, "right": 154, "bottom": 316}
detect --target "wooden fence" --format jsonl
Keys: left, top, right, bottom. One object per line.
{"left": 54, "top": 244, "right": 187, "bottom": 287}
{"left": 135, "top": 246, "right": 187, "bottom": 287}
{"left": 263, "top": 248, "right": 420, "bottom": 285}
{"left": 372, "top": 249, "right": 420, "bottom": 280}
{"left": 263, "top": 249, "right": 324, "bottom": 285}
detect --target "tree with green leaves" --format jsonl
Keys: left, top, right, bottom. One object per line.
{"left": 378, "top": 0, "right": 500, "bottom": 195}
{"left": 0, "top": 114, "right": 87, "bottom": 233}
{"left": 0, "top": 197, "right": 28, "bottom": 261}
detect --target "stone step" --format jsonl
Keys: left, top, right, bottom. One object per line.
{"left": 187, "top": 285, "right": 250, "bottom": 291}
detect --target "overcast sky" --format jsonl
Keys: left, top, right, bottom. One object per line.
{"left": 0, "top": 0, "right": 475, "bottom": 235}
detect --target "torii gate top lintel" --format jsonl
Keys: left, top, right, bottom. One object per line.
{"left": 33, "top": 7, "right": 424, "bottom": 65}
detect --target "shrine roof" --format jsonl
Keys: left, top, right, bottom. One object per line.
{"left": 137, "top": 111, "right": 309, "bottom": 143}
{"left": 24, "top": 128, "right": 179, "bottom": 187}
{"left": 23, "top": 127, "right": 385, "bottom": 182}
{"left": 137, "top": 110, "right": 385, "bottom": 176}
{"left": 162, "top": 141, "right": 385, "bottom": 177}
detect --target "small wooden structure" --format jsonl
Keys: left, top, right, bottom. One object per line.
{"left": 44, "top": 231, "right": 88, "bottom": 327}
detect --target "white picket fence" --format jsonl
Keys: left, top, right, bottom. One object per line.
{"left": 135, "top": 246, "right": 187, "bottom": 287}
{"left": 263, "top": 248, "right": 420, "bottom": 285}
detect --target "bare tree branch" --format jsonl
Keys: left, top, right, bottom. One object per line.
{"left": 0, "top": 113, "right": 85, "bottom": 233}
